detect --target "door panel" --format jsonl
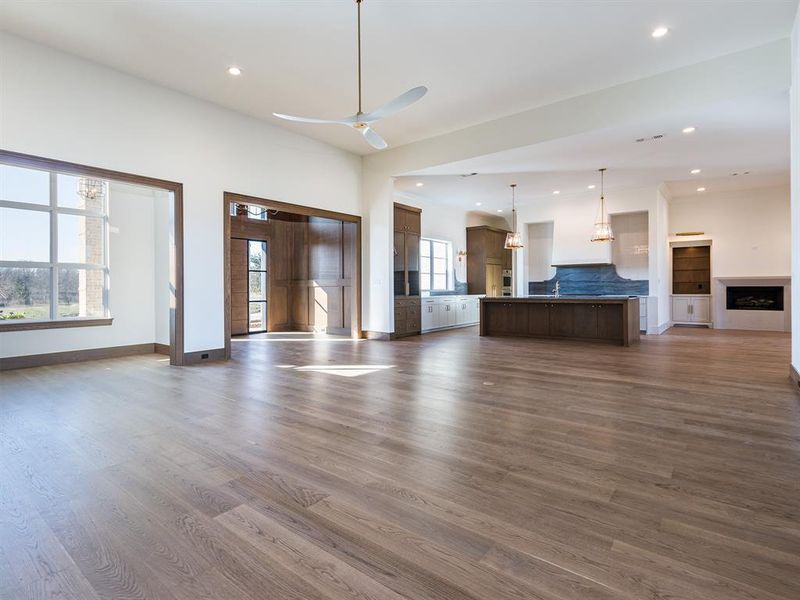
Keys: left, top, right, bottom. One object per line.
{"left": 394, "top": 231, "right": 406, "bottom": 296}
{"left": 549, "top": 304, "right": 575, "bottom": 337}
{"left": 597, "top": 304, "right": 623, "bottom": 339}
{"left": 483, "top": 303, "right": 508, "bottom": 334}
{"left": 691, "top": 297, "right": 710, "bottom": 322}
{"left": 573, "top": 304, "right": 599, "bottom": 338}
{"left": 230, "top": 238, "right": 249, "bottom": 335}
{"left": 527, "top": 303, "right": 550, "bottom": 335}
{"left": 485, "top": 264, "right": 503, "bottom": 297}
{"left": 672, "top": 297, "right": 691, "bottom": 322}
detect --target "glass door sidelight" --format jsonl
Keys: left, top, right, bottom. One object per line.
{"left": 248, "top": 240, "right": 267, "bottom": 333}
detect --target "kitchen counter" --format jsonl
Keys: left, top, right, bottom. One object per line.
{"left": 480, "top": 296, "right": 640, "bottom": 346}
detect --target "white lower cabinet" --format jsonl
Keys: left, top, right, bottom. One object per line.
{"left": 422, "top": 295, "right": 481, "bottom": 332}
{"left": 672, "top": 295, "right": 712, "bottom": 326}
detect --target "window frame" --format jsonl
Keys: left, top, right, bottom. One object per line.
{"left": 0, "top": 165, "right": 112, "bottom": 330}
{"left": 247, "top": 239, "right": 268, "bottom": 333}
{"left": 420, "top": 237, "right": 452, "bottom": 292}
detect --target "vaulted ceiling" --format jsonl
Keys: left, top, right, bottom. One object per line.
{"left": 1, "top": 0, "right": 796, "bottom": 155}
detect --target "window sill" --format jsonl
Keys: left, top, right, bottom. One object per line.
{"left": 0, "top": 318, "right": 113, "bottom": 332}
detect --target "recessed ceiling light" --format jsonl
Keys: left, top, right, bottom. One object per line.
{"left": 651, "top": 26, "right": 669, "bottom": 38}
{"left": 682, "top": 126, "right": 696, "bottom": 134}
{"left": 697, "top": 187, "right": 706, "bottom": 192}
{"left": 475, "top": 202, "right": 482, "bottom": 206}
{"left": 415, "top": 182, "right": 424, "bottom": 187}
{"left": 690, "top": 169, "right": 701, "bottom": 174}
{"left": 553, "top": 190, "right": 560, "bottom": 195}
{"left": 227, "top": 66, "right": 242, "bottom": 76}
{"left": 587, "top": 185, "right": 596, "bottom": 189}
{"left": 497, "top": 209, "right": 503, "bottom": 213}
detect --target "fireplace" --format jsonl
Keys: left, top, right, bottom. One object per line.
{"left": 725, "top": 286, "right": 784, "bottom": 311}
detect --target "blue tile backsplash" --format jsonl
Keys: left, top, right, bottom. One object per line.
{"left": 529, "top": 264, "right": 648, "bottom": 296}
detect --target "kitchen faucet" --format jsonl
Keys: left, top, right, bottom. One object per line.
{"left": 552, "top": 281, "right": 561, "bottom": 298}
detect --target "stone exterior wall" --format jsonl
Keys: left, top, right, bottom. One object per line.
{"left": 78, "top": 179, "right": 105, "bottom": 317}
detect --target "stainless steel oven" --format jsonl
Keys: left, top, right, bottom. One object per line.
{"left": 502, "top": 269, "right": 513, "bottom": 296}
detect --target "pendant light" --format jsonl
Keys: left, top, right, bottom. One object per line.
{"left": 590, "top": 168, "right": 615, "bottom": 242}
{"left": 504, "top": 184, "right": 523, "bottom": 250}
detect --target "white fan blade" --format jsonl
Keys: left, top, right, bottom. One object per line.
{"left": 360, "top": 86, "right": 428, "bottom": 122}
{"left": 273, "top": 112, "right": 356, "bottom": 125}
{"left": 362, "top": 126, "right": 388, "bottom": 150}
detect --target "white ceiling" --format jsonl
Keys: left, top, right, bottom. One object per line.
{"left": 395, "top": 91, "right": 790, "bottom": 213}
{"left": 1, "top": 0, "right": 796, "bottom": 155}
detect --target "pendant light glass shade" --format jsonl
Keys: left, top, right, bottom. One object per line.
{"left": 504, "top": 183, "right": 524, "bottom": 250}
{"left": 590, "top": 168, "right": 615, "bottom": 243}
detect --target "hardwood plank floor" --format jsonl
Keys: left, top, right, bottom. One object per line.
{"left": 1, "top": 327, "right": 799, "bottom": 599}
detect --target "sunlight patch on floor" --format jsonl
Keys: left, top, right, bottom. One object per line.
{"left": 293, "top": 364, "right": 395, "bottom": 378}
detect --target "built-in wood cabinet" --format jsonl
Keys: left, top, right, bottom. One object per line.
{"left": 395, "top": 296, "right": 421, "bottom": 337}
{"left": 394, "top": 202, "right": 422, "bottom": 337}
{"left": 394, "top": 203, "right": 421, "bottom": 235}
{"left": 466, "top": 226, "right": 512, "bottom": 296}
{"left": 673, "top": 245, "right": 710, "bottom": 295}
{"left": 672, "top": 295, "right": 711, "bottom": 326}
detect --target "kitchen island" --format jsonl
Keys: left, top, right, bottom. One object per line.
{"left": 480, "top": 296, "right": 640, "bottom": 346}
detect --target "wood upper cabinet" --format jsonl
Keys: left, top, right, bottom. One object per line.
{"left": 394, "top": 202, "right": 422, "bottom": 336}
{"left": 394, "top": 203, "right": 421, "bottom": 234}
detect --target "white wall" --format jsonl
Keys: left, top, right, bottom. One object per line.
{"left": 1, "top": 182, "right": 170, "bottom": 357}
{"left": 527, "top": 222, "right": 556, "bottom": 282}
{"left": 792, "top": 6, "right": 800, "bottom": 371}
{"left": 611, "top": 211, "right": 649, "bottom": 280}
{"left": 669, "top": 185, "right": 791, "bottom": 278}
{"left": 0, "top": 33, "right": 361, "bottom": 354}
{"left": 655, "top": 186, "right": 671, "bottom": 331}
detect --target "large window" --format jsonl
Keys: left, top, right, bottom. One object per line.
{"left": 0, "top": 164, "right": 109, "bottom": 323}
{"left": 420, "top": 238, "right": 451, "bottom": 292}
{"left": 248, "top": 240, "right": 268, "bottom": 332}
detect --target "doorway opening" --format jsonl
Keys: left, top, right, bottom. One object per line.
{"left": 224, "top": 192, "right": 361, "bottom": 358}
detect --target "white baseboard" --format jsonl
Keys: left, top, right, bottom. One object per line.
{"left": 646, "top": 321, "right": 672, "bottom": 335}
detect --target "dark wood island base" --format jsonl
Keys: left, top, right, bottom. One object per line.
{"left": 480, "top": 296, "right": 640, "bottom": 346}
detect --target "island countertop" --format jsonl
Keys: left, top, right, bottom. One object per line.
{"left": 480, "top": 295, "right": 640, "bottom": 345}
{"left": 481, "top": 295, "right": 637, "bottom": 302}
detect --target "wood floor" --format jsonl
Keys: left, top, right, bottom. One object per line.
{"left": 1, "top": 327, "right": 799, "bottom": 600}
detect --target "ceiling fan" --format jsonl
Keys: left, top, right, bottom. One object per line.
{"left": 272, "top": 0, "right": 427, "bottom": 150}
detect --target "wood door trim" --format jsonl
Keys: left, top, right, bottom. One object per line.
{"left": 0, "top": 149, "right": 185, "bottom": 366}
{"left": 223, "top": 192, "right": 362, "bottom": 359}
{"left": 227, "top": 191, "right": 361, "bottom": 223}
{"left": 392, "top": 201, "right": 422, "bottom": 214}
